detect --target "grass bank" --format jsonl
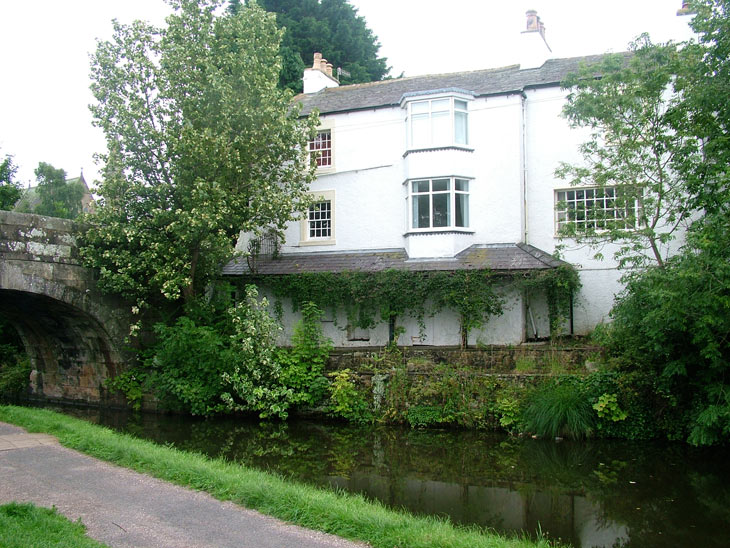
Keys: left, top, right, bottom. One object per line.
{"left": 0, "top": 405, "right": 558, "bottom": 548}
{"left": 0, "top": 502, "right": 109, "bottom": 548}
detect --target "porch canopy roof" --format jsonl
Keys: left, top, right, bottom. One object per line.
{"left": 221, "top": 243, "right": 567, "bottom": 277}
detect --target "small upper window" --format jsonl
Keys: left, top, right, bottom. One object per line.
{"left": 309, "top": 130, "right": 332, "bottom": 168}
{"left": 555, "top": 187, "right": 638, "bottom": 233}
{"left": 407, "top": 97, "right": 469, "bottom": 149}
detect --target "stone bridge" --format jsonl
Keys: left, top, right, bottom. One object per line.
{"left": 0, "top": 210, "right": 132, "bottom": 404}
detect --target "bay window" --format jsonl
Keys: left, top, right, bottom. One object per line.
{"left": 407, "top": 96, "right": 469, "bottom": 149}
{"left": 409, "top": 177, "right": 470, "bottom": 230}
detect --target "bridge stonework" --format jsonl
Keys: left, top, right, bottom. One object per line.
{"left": 0, "top": 211, "right": 132, "bottom": 404}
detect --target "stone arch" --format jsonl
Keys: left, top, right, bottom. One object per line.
{"left": 0, "top": 289, "right": 124, "bottom": 402}
{"left": 0, "top": 210, "right": 132, "bottom": 404}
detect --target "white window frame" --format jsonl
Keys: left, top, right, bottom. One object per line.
{"left": 407, "top": 176, "right": 471, "bottom": 231}
{"left": 555, "top": 186, "right": 639, "bottom": 233}
{"left": 300, "top": 190, "right": 336, "bottom": 246}
{"left": 405, "top": 95, "right": 470, "bottom": 150}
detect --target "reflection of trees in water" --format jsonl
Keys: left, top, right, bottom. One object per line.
{"left": 57, "top": 406, "right": 730, "bottom": 548}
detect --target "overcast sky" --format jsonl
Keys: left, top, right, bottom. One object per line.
{"left": 0, "top": 1, "right": 695, "bottom": 187}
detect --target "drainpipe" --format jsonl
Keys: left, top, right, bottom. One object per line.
{"left": 520, "top": 90, "right": 529, "bottom": 245}
{"left": 520, "top": 90, "right": 533, "bottom": 341}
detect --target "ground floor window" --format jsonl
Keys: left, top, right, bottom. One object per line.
{"left": 308, "top": 200, "right": 331, "bottom": 239}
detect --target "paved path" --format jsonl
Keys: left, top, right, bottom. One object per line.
{"left": 0, "top": 422, "right": 368, "bottom": 548}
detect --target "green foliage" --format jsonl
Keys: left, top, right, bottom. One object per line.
{"left": 277, "top": 301, "right": 332, "bottom": 406}
{"left": 81, "top": 0, "right": 318, "bottom": 309}
{"left": 108, "top": 285, "right": 294, "bottom": 419}
{"left": 593, "top": 393, "right": 627, "bottom": 422}
{"left": 522, "top": 378, "right": 595, "bottom": 439}
{"left": 253, "top": 0, "right": 389, "bottom": 93}
{"left": 495, "top": 389, "right": 525, "bottom": 433}
{"left": 219, "top": 286, "right": 293, "bottom": 419}
{"left": 602, "top": 218, "right": 730, "bottom": 445}
{"left": 0, "top": 357, "right": 31, "bottom": 400}
{"left": 0, "top": 318, "right": 29, "bottom": 399}
{"left": 254, "top": 268, "right": 580, "bottom": 348}
{"left": 145, "top": 316, "right": 232, "bottom": 415}
{"left": 0, "top": 502, "right": 109, "bottom": 548}
{"left": 0, "top": 152, "right": 21, "bottom": 210}
{"left": 32, "top": 162, "right": 85, "bottom": 219}
{"left": 555, "top": 1, "right": 730, "bottom": 446}
{"left": 556, "top": 36, "right": 698, "bottom": 269}
{"left": 328, "top": 369, "right": 372, "bottom": 424}
{"left": 675, "top": 0, "right": 730, "bottom": 216}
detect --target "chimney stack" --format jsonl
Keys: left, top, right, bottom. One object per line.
{"left": 519, "top": 10, "right": 551, "bottom": 70}
{"left": 303, "top": 52, "right": 340, "bottom": 94}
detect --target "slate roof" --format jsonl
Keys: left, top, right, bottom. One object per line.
{"left": 221, "top": 243, "right": 566, "bottom": 277}
{"left": 295, "top": 54, "right": 620, "bottom": 116}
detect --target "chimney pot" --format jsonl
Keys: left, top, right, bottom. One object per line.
{"left": 325, "top": 63, "right": 333, "bottom": 77}
{"left": 526, "top": 9, "right": 539, "bottom": 31}
{"left": 312, "top": 52, "right": 322, "bottom": 69}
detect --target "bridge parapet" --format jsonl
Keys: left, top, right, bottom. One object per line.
{"left": 1, "top": 211, "right": 82, "bottom": 265}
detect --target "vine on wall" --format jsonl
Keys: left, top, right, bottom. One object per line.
{"left": 237, "top": 266, "right": 580, "bottom": 346}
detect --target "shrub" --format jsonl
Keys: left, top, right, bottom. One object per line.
{"left": 0, "top": 357, "right": 31, "bottom": 399}
{"left": 278, "top": 302, "right": 332, "bottom": 407}
{"left": 522, "top": 378, "right": 595, "bottom": 439}
{"left": 328, "top": 369, "right": 372, "bottom": 424}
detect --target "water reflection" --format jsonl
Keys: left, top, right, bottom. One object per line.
{"left": 52, "top": 406, "right": 730, "bottom": 548}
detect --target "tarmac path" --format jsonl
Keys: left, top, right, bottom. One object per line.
{"left": 0, "top": 422, "right": 368, "bottom": 548}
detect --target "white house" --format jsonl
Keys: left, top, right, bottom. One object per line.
{"left": 224, "top": 7, "right": 694, "bottom": 348}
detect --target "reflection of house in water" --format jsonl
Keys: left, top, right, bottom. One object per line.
{"left": 326, "top": 473, "right": 628, "bottom": 547}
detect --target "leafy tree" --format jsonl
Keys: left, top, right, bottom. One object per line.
{"left": 578, "top": 0, "right": 730, "bottom": 445}
{"left": 673, "top": 0, "right": 730, "bottom": 217}
{"left": 0, "top": 153, "right": 21, "bottom": 210}
{"left": 81, "top": 0, "right": 318, "bottom": 310}
{"left": 605, "top": 216, "right": 730, "bottom": 445}
{"left": 239, "top": 0, "right": 390, "bottom": 92}
{"left": 33, "top": 162, "right": 85, "bottom": 219}
{"left": 555, "top": 36, "right": 701, "bottom": 269}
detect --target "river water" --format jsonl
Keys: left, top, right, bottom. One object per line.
{"left": 52, "top": 406, "right": 730, "bottom": 548}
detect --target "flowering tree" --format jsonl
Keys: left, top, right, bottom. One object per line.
{"left": 81, "top": 0, "right": 318, "bottom": 310}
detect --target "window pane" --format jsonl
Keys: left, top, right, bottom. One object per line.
{"left": 454, "top": 111, "right": 468, "bottom": 145}
{"left": 431, "top": 98, "right": 450, "bottom": 112}
{"left": 456, "top": 192, "right": 468, "bottom": 227}
{"left": 454, "top": 99, "right": 467, "bottom": 111}
{"left": 413, "top": 180, "right": 429, "bottom": 193}
{"left": 431, "top": 111, "right": 449, "bottom": 146}
{"left": 411, "top": 101, "right": 429, "bottom": 114}
{"left": 413, "top": 194, "right": 430, "bottom": 228}
{"left": 411, "top": 114, "right": 429, "bottom": 148}
{"left": 455, "top": 179, "right": 469, "bottom": 192}
{"left": 432, "top": 193, "right": 450, "bottom": 227}
{"left": 432, "top": 178, "right": 450, "bottom": 192}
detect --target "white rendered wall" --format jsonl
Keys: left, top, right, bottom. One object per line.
{"left": 263, "top": 76, "right": 689, "bottom": 344}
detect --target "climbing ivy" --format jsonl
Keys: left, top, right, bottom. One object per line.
{"left": 237, "top": 266, "right": 579, "bottom": 346}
